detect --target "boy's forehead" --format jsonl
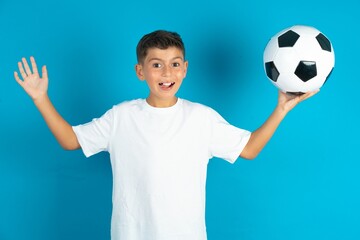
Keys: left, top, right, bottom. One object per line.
{"left": 145, "top": 47, "right": 184, "bottom": 61}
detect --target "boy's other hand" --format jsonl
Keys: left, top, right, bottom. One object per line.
{"left": 277, "top": 90, "right": 319, "bottom": 113}
{"left": 14, "top": 56, "right": 48, "bottom": 102}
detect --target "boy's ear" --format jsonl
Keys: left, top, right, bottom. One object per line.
{"left": 135, "top": 64, "right": 145, "bottom": 81}
{"left": 183, "top": 60, "right": 189, "bottom": 78}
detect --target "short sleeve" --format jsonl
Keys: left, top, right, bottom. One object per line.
{"left": 72, "top": 107, "right": 114, "bottom": 158}
{"left": 208, "top": 109, "right": 251, "bottom": 163}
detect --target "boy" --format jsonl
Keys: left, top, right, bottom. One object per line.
{"left": 14, "top": 30, "right": 317, "bottom": 240}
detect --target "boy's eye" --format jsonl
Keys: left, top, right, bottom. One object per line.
{"left": 153, "top": 63, "right": 162, "bottom": 68}
{"left": 172, "top": 62, "right": 180, "bottom": 67}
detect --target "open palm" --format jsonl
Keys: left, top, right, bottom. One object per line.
{"left": 278, "top": 90, "right": 319, "bottom": 112}
{"left": 14, "top": 56, "right": 48, "bottom": 101}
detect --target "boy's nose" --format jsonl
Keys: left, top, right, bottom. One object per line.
{"left": 162, "top": 65, "right": 171, "bottom": 77}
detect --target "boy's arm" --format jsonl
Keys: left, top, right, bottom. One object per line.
{"left": 240, "top": 90, "right": 318, "bottom": 160}
{"left": 14, "top": 57, "right": 80, "bottom": 150}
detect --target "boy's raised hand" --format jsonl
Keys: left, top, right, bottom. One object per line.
{"left": 240, "top": 89, "right": 319, "bottom": 159}
{"left": 14, "top": 56, "right": 48, "bottom": 102}
{"left": 277, "top": 90, "right": 319, "bottom": 113}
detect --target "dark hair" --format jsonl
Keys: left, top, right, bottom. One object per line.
{"left": 136, "top": 30, "right": 185, "bottom": 63}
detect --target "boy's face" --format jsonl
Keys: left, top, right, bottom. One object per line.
{"left": 135, "top": 47, "right": 188, "bottom": 107}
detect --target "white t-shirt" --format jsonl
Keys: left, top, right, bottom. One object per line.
{"left": 73, "top": 98, "right": 251, "bottom": 240}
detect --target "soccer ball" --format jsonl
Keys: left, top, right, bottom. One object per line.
{"left": 263, "top": 25, "right": 335, "bottom": 95}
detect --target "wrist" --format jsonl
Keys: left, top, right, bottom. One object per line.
{"left": 33, "top": 93, "right": 49, "bottom": 106}
{"left": 274, "top": 105, "right": 288, "bottom": 118}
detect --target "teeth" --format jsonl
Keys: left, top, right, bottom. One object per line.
{"left": 159, "top": 82, "right": 174, "bottom": 86}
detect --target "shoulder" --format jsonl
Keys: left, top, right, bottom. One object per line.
{"left": 181, "top": 99, "right": 220, "bottom": 117}
{"left": 181, "top": 99, "right": 211, "bottom": 111}
{"left": 112, "top": 99, "right": 146, "bottom": 112}
{"left": 182, "top": 100, "right": 221, "bottom": 121}
{"left": 96, "top": 99, "right": 146, "bottom": 121}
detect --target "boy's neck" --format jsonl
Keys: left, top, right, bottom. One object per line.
{"left": 146, "top": 96, "right": 178, "bottom": 108}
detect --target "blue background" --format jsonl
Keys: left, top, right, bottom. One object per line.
{"left": 1, "top": 0, "right": 359, "bottom": 239}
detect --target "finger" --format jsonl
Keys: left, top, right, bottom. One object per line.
{"left": 22, "top": 57, "right": 32, "bottom": 75}
{"left": 298, "top": 94, "right": 310, "bottom": 103}
{"left": 42, "top": 65, "right": 48, "bottom": 79}
{"left": 305, "top": 90, "right": 319, "bottom": 99}
{"left": 14, "top": 71, "right": 25, "bottom": 87}
{"left": 18, "top": 61, "right": 27, "bottom": 79}
{"left": 30, "top": 56, "right": 38, "bottom": 75}
{"left": 299, "top": 90, "right": 319, "bottom": 102}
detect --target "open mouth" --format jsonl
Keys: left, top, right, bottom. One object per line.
{"left": 159, "top": 82, "right": 175, "bottom": 88}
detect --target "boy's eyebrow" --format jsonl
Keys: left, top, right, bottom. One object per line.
{"left": 147, "top": 56, "right": 184, "bottom": 62}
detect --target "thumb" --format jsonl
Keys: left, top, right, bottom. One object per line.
{"left": 14, "top": 71, "right": 25, "bottom": 88}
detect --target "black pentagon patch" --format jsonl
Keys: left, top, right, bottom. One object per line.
{"left": 316, "top": 33, "right": 332, "bottom": 52}
{"left": 265, "top": 61, "right": 279, "bottom": 82}
{"left": 286, "top": 92, "right": 305, "bottom": 96}
{"left": 295, "top": 61, "right": 317, "bottom": 82}
{"left": 278, "top": 30, "right": 300, "bottom": 47}
{"left": 323, "top": 67, "right": 334, "bottom": 85}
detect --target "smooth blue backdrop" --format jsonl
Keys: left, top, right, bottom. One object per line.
{"left": 1, "top": 0, "right": 359, "bottom": 239}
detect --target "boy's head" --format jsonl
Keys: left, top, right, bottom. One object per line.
{"left": 136, "top": 30, "right": 185, "bottom": 64}
{"left": 135, "top": 30, "right": 188, "bottom": 108}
